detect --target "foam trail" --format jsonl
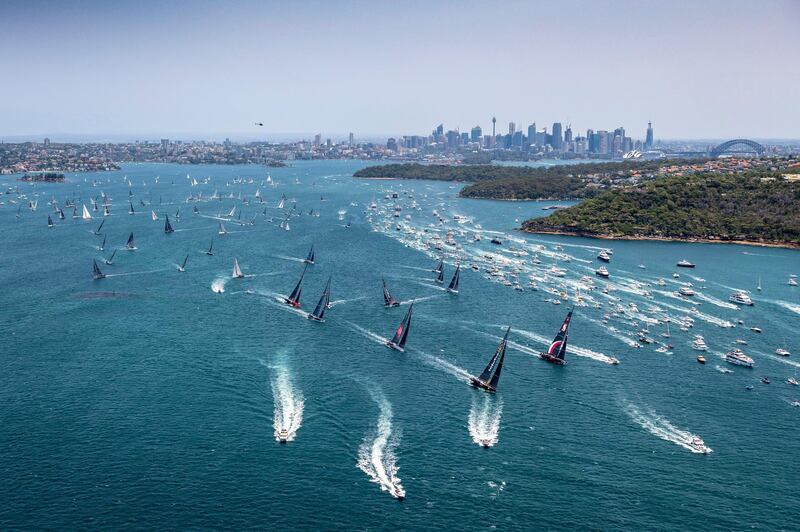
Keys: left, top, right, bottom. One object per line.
{"left": 400, "top": 294, "right": 444, "bottom": 305}
{"left": 622, "top": 400, "right": 711, "bottom": 454}
{"left": 270, "top": 365, "right": 304, "bottom": 442}
{"left": 773, "top": 300, "right": 800, "bottom": 316}
{"left": 406, "top": 346, "right": 473, "bottom": 383}
{"left": 211, "top": 277, "right": 229, "bottom": 293}
{"left": 695, "top": 292, "right": 738, "bottom": 310}
{"left": 467, "top": 394, "right": 503, "bottom": 448}
{"left": 399, "top": 265, "right": 433, "bottom": 272}
{"left": 328, "top": 296, "right": 367, "bottom": 308}
{"left": 104, "top": 268, "right": 170, "bottom": 278}
{"left": 273, "top": 254, "right": 306, "bottom": 263}
{"left": 356, "top": 382, "right": 405, "bottom": 500}
{"left": 345, "top": 321, "right": 390, "bottom": 345}
{"left": 513, "top": 328, "right": 619, "bottom": 365}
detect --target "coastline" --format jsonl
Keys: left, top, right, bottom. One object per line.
{"left": 520, "top": 228, "right": 800, "bottom": 250}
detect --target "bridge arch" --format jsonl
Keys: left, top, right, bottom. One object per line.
{"left": 710, "top": 139, "right": 765, "bottom": 157}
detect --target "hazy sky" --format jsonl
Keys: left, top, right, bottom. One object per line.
{"left": 1, "top": 0, "right": 798, "bottom": 141}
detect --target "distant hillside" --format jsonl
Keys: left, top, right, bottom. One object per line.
{"left": 522, "top": 174, "right": 800, "bottom": 247}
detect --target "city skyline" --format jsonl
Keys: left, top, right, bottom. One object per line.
{"left": 1, "top": 0, "right": 799, "bottom": 139}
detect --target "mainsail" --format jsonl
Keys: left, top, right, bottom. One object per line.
{"left": 232, "top": 258, "right": 244, "bottom": 278}
{"left": 151, "top": 210, "right": 158, "bottom": 221}
{"left": 218, "top": 221, "right": 227, "bottom": 235}
{"left": 94, "top": 219, "right": 105, "bottom": 235}
{"left": 304, "top": 245, "right": 315, "bottom": 264}
{"left": 382, "top": 279, "right": 400, "bottom": 307}
{"left": 92, "top": 259, "right": 105, "bottom": 280}
{"left": 164, "top": 214, "right": 175, "bottom": 233}
{"left": 82, "top": 204, "right": 92, "bottom": 220}
{"left": 129, "top": 202, "right": 135, "bottom": 215}
{"left": 433, "top": 259, "right": 443, "bottom": 273}
{"left": 435, "top": 265, "right": 445, "bottom": 284}
{"left": 105, "top": 249, "right": 116, "bottom": 265}
{"left": 47, "top": 215, "right": 53, "bottom": 228}
{"left": 447, "top": 264, "right": 461, "bottom": 293}
{"left": 205, "top": 239, "right": 214, "bottom": 255}
{"left": 178, "top": 254, "right": 188, "bottom": 272}
{"left": 285, "top": 264, "right": 308, "bottom": 307}
{"left": 308, "top": 277, "right": 331, "bottom": 322}
{"left": 544, "top": 309, "right": 573, "bottom": 363}
{"left": 126, "top": 232, "right": 136, "bottom": 250}
{"left": 387, "top": 303, "right": 413, "bottom": 351}
{"left": 473, "top": 327, "right": 510, "bottom": 392}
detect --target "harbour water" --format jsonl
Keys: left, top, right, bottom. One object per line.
{"left": 1, "top": 160, "right": 798, "bottom": 529}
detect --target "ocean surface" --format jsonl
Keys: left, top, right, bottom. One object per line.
{"left": 1, "top": 160, "right": 798, "bottom": 530}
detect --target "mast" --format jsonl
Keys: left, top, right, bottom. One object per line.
{"left": 477, "top": 327, "right": 510, "bottom": 388}
{"left": 179, "top": 254, "right": 188, "bottom": 271}
{"left": 433, "top": 259, "right": 443, "bottom": 273}
{"left": 94, "top": 219, "right": 105, "bottom": 235}
{"left": 206, "top": 239, "right": 214, "bottom": 255}
{"left": 435, "top": 266, "right": 445, "bottom": 284}
{"left": 105, "top": 249, "right": 116, "bottom": 264}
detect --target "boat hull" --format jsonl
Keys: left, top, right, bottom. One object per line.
{"left": 283, "top": 299, "right": 301, "bottom": 308}
{"left": 307, "top": 315, "right": 324, "bottom": 323}
{"left": 386, "top": 341, "right": 404, "bottom": 353}
{"left": 470, "top": 377, "right": 496, "bottom": 393}
{"left": 539, "top": 352, "right": 566, "bottom": 365}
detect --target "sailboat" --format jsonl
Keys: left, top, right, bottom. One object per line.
{"left": 284, "top": 264, "right": 307, "bottom": 308}
{"left": 193, "top": 205, "right": 199, "bottom": 215}
{"left": 128, "top": 202, "right": 135, "bottom": 215}
{"left": 177, "top": 254, "right": 188, "bottom": 272}
{"left": 757, "top": 276, "right": 762, "bottom": 292}
{"left": 93, "top": 219, "right": 105, "bottom": 235}
{"left": 539, "top": 309, "right": 573, "bottom": 365}
{"left": 383, "top": 279, "right": 400, "bottom": 307}
{"left": 218, "top": 221, "right": 227, "bottom": 235}
{"left": 103, "top": 205, "right": 110, "bottom": 217}
{"left": 277, "top": 194, "right": 286, "bottom": 209}
{"left": 386, "top": 303, "right": 413, "bottom": 352}
{"left": 47, "top": 215, "right": 54, "bottom": 228}
{"left": 92, "top": 259, "right": 106, "bottom": 280}
{"left": 105, "top": 249, "right": 116, "bottom": 265}
{"left": 432, "top": 259, "right": 443, "bottom": 273}
{"left": 164, "top": 214, "right": 175, "bottom": 233}
{"left": 151, "top": 210, "right": 158, "bottom": 221}
{"left": 58, "top": 208, "right": 65, "bottom": 220}
{"left": 82, "top": 204, "right": 92, "bottom": 220}
{"left": 232, "top": 258, "right": 244, "bottom": 279}
{"left": 308, "top": 277, "right": 332, "bottom": 322}
{"left": 304, "top": 245, "right": 315, "bottom": 265}
{"left": 125, "top": 232, "right": 136, "bottom": 250}
{"left": 447, "top": 264, "right": 461, "bottom": 294}
{"left": 470, "top": 327, "right": 510, "bottom": 393}
{"left": 227, "top": 205, "right": 236, "bottom": 218}
{"left": 99, "top": 235, "right": 106, "bottom": 251}
{"left": 205, "top": 240, "right": 214, "bottom": 256}
{"left": 435, "top": 265, "right": 445, "bottom": 284}
{"left": 345, "top": 216, "right": 352, "bottom": 229}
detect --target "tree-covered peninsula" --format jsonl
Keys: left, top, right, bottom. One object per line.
{"left": 522, "top": 174, "right": 800, "bottom": 247}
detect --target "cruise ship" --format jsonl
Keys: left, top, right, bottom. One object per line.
{"left": 725, "top": 349, "right": 754, "bottom": 368}
{"left": 729, "top": 291, "right": 753, "bottom": 306}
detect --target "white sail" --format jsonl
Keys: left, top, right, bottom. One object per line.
{"left": 232, "top": 258, "right": 243, "bottom": 278}
{"left": 81, "top": 204, "right": 92, "bottom": 220}
{"left": 151, "top": 210, "right": 158, "bottom": 221}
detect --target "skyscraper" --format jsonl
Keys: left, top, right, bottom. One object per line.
{"left": 470, "top": 126, "right": 482, "bottom": 142}
{"left": 645, "top": 121, "right": 654, "bottom": 150}
{"left": 564, "top": 125, "right": 573, "bottom": 143}
{"left": 508, "top": 122, "right": 516, "bottom": 135}
{"left": 527, "top": 123, "right": 536, "bottom": 146}
{"left": 551, "top": 122, "right": 563, "bottom": 150}
{"left": 349, "top": 132, "right": 354, "bottom": 146}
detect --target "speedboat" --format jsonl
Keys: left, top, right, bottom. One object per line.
{"left": 729, "top": 291, "right": 753, "bottom": 306}
{"left": 789, "top": 278, "right": 798, "bottom": 287}
{"left": 688, "top": 436, "right": 711, "bottom": 454}
{"left": 479, "top": 438, "right": 493, "bottom": 448}
{"left": 761, "top": 377, "right": 770, "bottom": 385}
{"left": 776, "top": 348, "right": 791, "bottom": 357}
{"left": 726, "top": 349, "right": 754, "bottom": 368}
{"left": 697, "top": 355, "right": 706, "bottom": 364}
{"left": 597, "top": 250, "right": 611, "bottom": 262}
{"left": 677, "top": 259, "right": 696, "bottom": 268}
{"left": 595, "top": 266, "right": 610, "bottom": 278}
{"left": 678, "top": 286, "right": 695, "bottom": 297}
{"left": 750, "top": 327, "right": 762, "bottom": 333}
{"left": 787, "top": 377, "right": 798, "bottom": 386}
{"left": 277, "top": 429, "right": 290, "bottom": 443}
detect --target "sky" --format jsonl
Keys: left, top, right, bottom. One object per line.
{"left": 1, "top": 0, "right": 798, "bottom": 141}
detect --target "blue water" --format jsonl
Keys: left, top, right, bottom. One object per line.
{"left": 1, "top": 161, "right": 798, "bottom": 530}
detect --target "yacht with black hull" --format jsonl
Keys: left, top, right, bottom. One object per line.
{"left": 539, "top": 309, "right": 573, "bottom": 365}
{"left": 92, "top": 260, "right": 106, "bottom": 280}
{"left": 386, "top": 303, "right": 413, "bottom": 352}
{"left": 284, "top": 264, "right": 308, "bottom": 308}
{"left": 470, "top": 327, "right": 510, "bottom": 393}
{"left": 677, "top": 259, "right": 696, "bottom": 268}
{"left": 304, "top": 245, "right": 315, "bottom": 265}
{"left": 383, "top": 279, "right": 400, "bottom": 307}
{"left": 447, "top": 265, "right": 461, "bottom": 294}
{"left": 308, "top": 277, "right": 331, "bottom": 322}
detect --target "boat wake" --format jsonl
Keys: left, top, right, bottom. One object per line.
{"left": 773, "top": 300, "right": 800, "bottom": 316}
{"left": 467, "top": 394, "right": 503, "bottom": 448}
{"left": 694, "top": 292, "right": 738, "bottom": 310}
{"left": 271, "top": 365, "right": 304, "bottom": 442}
{"left": 399, "top": 294, "right": 443, "bottom": 305}
{"left": 328, "top": 296, "right": 367, "bottom": 308}
{"left": 273, "top": 254, "right": 306, "bottom": 263}
{"left": 211, "top": 277, "right": 229, "bottom": 293}
{"left": 513, "top": 328, "right": 619, "bottom": 365}
{"left": 406, "top": 346, "right": 473, "bottom": 383}
{"left": 104, "top": 268, "right": 170, "bottom": 278}
{"left": 356, "top": 382, "right": 405, "bottom": 500}
{"left": 345, "top": 321, "right": 390, "bottom": 345}
{"left": 622, "top": 400, "right": 712, "bottom": 454}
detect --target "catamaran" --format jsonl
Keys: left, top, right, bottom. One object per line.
{"left": 178, "top": 254, "right": 188, "bottom": 272}
{"left": 308, "top": 277, "right": 331, "bottom": 322}
{"left": 105, "top": 249, "right": 116, "bottom": 265}
{"left": 164, "top": 214, "right": 175, "bottom": 234}
{"left": 386, "top": 303, "right": 413, "bottom": 352}
{"left": 470, "top": 327, "right": 510, "bottom": 393}
{"left": 539, "top": 309, "right": 573, "bottom": 365}
{"left": 232, "top": 258, "right": 244, "bottom": 279}
{"left": 304, "top": 245, "right": 315, "bottom": 265}
{"left": 383, "top": 279, "right": 400, "bottom": 307}
{"left": 93, "top": 219, "right": 105, "bottom": 235}
{"left": 82, "top": 204, "right": 92, "bottom": 220}
{"left": 125, "top": 232, "right": 136, "bottom": 250}
{"left": 284, "top": 264, "right": 308, "bottom": 308}
{"left": 92, "top": 259, "right": 106, "bottom": 280}
{"left": 447, "top": 264, "right": 461, "bottom": 294}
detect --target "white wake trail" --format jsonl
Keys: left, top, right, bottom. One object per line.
{"left": 622, "top": 400, "right": 712, "bottom": 454}
{"left": 357, "top": 383, "right": 405, "bottom": 500}
{"left": 467, "top": 394, "right": 503, "bottom": 448}
{"left": 271, "top": 366, "right": 304, "bottom": 442}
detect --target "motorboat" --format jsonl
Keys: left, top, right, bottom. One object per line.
{"left": 761, "top": 377, "right": 770, "bottom": 385}
{"left": 697, "top": 355, "right": 706, "bottom": 364}
{"left": 726, "top": 349, "right": 754, "bottom": 368}
{"left": 688, "top": 436, "right": 711, "bottom": 454}
{"left": 677, "top": 259, "right": 696, "bottom": 268}
{"left": 750, "top": 327, "right": 762, "bottom": 333}
{"left": 788, "top": 377, "right": 798, "bottom": 386}
{"left": 678, "top": 286, "right": 695, "bottom": 297}
{"left": 776, "top": 348, "right": 791, "bottom": 357}
{"left": 595, "top": 266, "right": 610, "bottom": 278}
{"left": 597, "top": 250, "right": 611, "bottom": 262}
{"left": 729, "top": 291, "right": 753, "bottom": 306}
{"left": 277, "top": 429, "right": 290, "bottom": 443}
